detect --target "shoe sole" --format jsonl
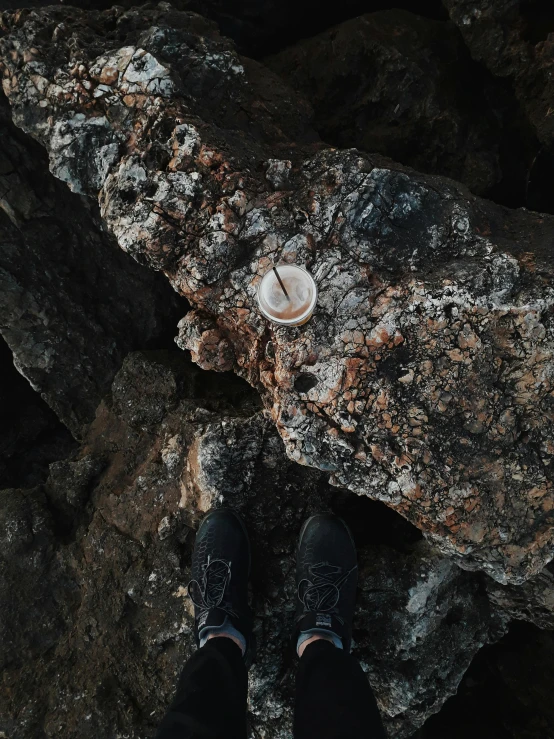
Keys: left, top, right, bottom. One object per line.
{"left": 199, "top": 507, "right": 252, "bottom": 576}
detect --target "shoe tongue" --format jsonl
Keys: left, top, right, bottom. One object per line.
{"left": 197, "top": 607, "right": 228, "bottom": 636}
{"left": 297, "top": 611, "right": 345, "bottom": 640}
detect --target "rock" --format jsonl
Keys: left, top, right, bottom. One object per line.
{"left": 0, "top": 486, "right": 78, "bottom": 738}
{"left": 486, "top": 562, "right": 554, "bottom": 631}
{"left": 355, "top": 541, "right": 504, "bottom": 737}
{"left": 1, "top": 4, "right": 553, "bottom": 586}
{"left": 0, "top": 333, "right": 77, "bottom": 489}
{"left": 0, "top": 487, "right": 76, "bottom": 669}
{"left": 0, "top": 93, "right": 185, "bottom": 437}
{"left": 443, "top": 0, "right": 554, "bottom": 151}
{"left": 265, "top": 10, "right": 503, "bottom": 196}
{"left": 46, "top": 454, "right": 107, "bottom": 527}
{"left": 416, "top": 622, "right": 554, "bottom": 739}
{"left": 0, "top": 350, "right": 511, "bottom": 738}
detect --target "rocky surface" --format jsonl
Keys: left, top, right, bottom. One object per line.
{"left": 0, "top": 91, "right": 185, "bottom": 437}
{"left": 0, "top": 350, "right": 521, "bottom": 739}
{"left": 0, "top": 333, "right": 77, "bottom": 489}
{"left": 486, "top": 560, "right": 554, "bottom": 631}
{"left": 354, "top": 540, "right": 504, "bottom": 737}
{"left": 416, "top": 621, "right": 554, "bottom": 739}
{"left": 1, "top": 4, "right": 554, "bottom": 738}
{"left": 1, "top": 4, "right": 553, "bottom": 584}
{"left": 443, "top": 0, "right": 554, "bottom": 152}
{"left": 266, "top": 10, "right": 504, "bottom": 196}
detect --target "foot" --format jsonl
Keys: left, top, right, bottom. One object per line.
{"left": 294, "top": 513, "right": 358, "bottom": 653}
{"left": 187, "top": 508, "right": 254, "bottom": 663}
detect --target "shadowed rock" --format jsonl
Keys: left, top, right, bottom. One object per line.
{"left": 0, "top": 333, "right": 77, "bottom": 488}
{"left": 0, "top": 4, "right": 553, "bottom": 586}
{"left": 0, "top": 92, "right": 184, "bottom": 437}
{"left": 265, "top": 10, "right": 504, "bottom": 196}
{"left": 486, "top": 561, "right": 554, "bottom": 631}
{"left": 442, "top": 0, "right": 554, "bottom": 152}
{"left": 0, "top": 350, "right": 516, "bottom": 738}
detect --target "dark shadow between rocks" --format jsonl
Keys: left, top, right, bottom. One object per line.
{"left": 0, "top": 334, "right": 77, "bottom": 489}
{"left": 190, "top": 0, "right": 450, "bottom": 57}
{"left": 485, "top": 76, "right": 554, "bottom": 215}
{"left": 265, "top": 9, "right": 554, "bottom": 214}
{"left": 412, "top": 621, "right": 554, "bottom": 739}
{"left": 520, "top": 0, "right": 554, "bottom": 44}
{"left": 164, "top": 346, "right": 264, "bottom": 416}
{"left": 330, "top": 489, "right": 423, "bottom": 552}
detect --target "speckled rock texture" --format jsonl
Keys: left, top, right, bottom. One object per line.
{"left": 0, "top": 350, "right": 519, "bottom": 739}
{"left": 486, "top": 561, "right": 554, "bottom": 631}
{"left": 1, "top": 3, "right": 553, "bottom": 586}
{"left": 265, "top": 9, "right": 504, "bottom": 196}
{"left": 0, "top": 92, "right": 184, "bottom": 437}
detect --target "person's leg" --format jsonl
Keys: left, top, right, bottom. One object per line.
{"left": 157, "top": 508, "right": 253, "bottom": 739}
{"left": 156, "top": 636, "right": 248, "bottom": 739}
{"left": 292, "top": 514, "right": 386, "bottom": 739}
{"left": 294, "top": 638, "right": 386, "bottom": 738}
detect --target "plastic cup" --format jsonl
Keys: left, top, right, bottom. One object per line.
{"left": 257, "top": 264, "right": 318, "bottom": 326}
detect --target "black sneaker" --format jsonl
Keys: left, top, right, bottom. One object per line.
{"left": 187, "top": 508, "right": 254, "bottom": 664}
{"left": 294, "top": 513, "right": 358, "bottom": 653}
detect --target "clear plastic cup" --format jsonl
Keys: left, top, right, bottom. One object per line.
{"left": 257, "top": 264, "right": 318, "bottom": 326}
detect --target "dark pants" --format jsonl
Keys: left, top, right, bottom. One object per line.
{"left": 157, "top": 638, "right": 387, "bottom": 738}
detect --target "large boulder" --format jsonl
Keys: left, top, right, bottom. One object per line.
{"left": 1, "top": 4, "right": 553, "bottom": 588}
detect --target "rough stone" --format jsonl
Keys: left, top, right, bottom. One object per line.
{"left": 355, "top": 541, "right": 503, "bottom": 737}
{"left": 0, "top": 487, "right": 77, "bottom": 672}
{"left": 265, "top": 10, "right": 503, "bottom": 196}
{"left": 0, "top": 350, "right": 513, "bottom": 739}
{"left": 415, "top": 622, "right": 554, "bottom": 739}
{"left": 1, "top": 3, "right": 553, "bottom": 587}
{"left": 443, "top": 0, "right": 554, "bottom": 151}
{"left": 0, "top": 92, "right": 185, "bottom": 437}
{"left": 486, "top": 561, "right": 554, "bottom": 631}
{"left": 0, "top": 333, "right": 77, "bottom": 489}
